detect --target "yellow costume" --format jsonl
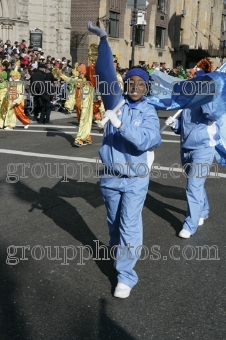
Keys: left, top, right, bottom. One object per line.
{"left": 62, "top": 75, "right": 77, "bottom": 114}
{"left": 73, "top": 63, "right": 94, "bottom": 146}
{"left": 72, "top": 62, "right": 79, "bottom": 77}
{"left": 58, "top": 63, "right": 94, "bottom": 146}
{"left": 1, "top": 64, "right": 30, "bottom": 130}
{"left": 52, "top": 63, "right": 76, "bottom": 114}
{"left": 0, "top": 68, "right": 8, "bottom": 129}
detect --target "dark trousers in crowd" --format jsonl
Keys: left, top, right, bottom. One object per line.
{"left": 39, "top": 97, "right": 51, "bottom": 124}
{"left": 33, "top": 96, "right": 43, "bottom": 120}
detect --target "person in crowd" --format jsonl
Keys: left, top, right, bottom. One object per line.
{"left": 2, "top": 60, "right": 11, "bottom": 80}
{"left": 19, "top": 39, "right": 26, "bottom": 52}
{"left": 30, "top": 62, "right": 51, "bottom": 124}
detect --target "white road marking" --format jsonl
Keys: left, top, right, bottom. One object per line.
{"left": 1, "top": 129, "right": 180, "bottom": 141}
{"left": 161, "top": 139, "right": 180, "bottom": 143}
{"left": 1, "top": 129, "right": 103, "bottom": 137}
{"left": 16, "top": 125, "right": 78, "bottom": 129}
{"left": 1, "top": 149, "right": 225, "bottom": 178}
{"left": 161, "top": 131, "right": 179, "bottom": 136}
{"left": 16, "top": 125, "right": 179, "bottom": 136}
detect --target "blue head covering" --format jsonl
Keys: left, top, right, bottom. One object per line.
{"left": 124, "top": 67, "right": 149, "bottom": 84}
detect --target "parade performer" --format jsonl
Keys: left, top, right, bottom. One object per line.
{"left": 0, "top": 62, "right": 30, "bottom": 130}
{"left": 165, "top": 59, "right": 219, "bottom": 238}
{"left": 0, "top": 64, "right": 8, "bottom": 129}
{"left": 87, "top": 43, "right": 106, "bottom": 126}
{"left": 57, "top": 70, "right": 77, "bottom": 114}
{"left": 93, "top": 94, "right": 105, "bottom": 123}
{"left": 114, "top": 60, "right": 124, "bottom": 91}
{"left": 72, "top": 62, "right": 79, "bottom": 77}
{"left": 87, "top": 21, "right": 161, "bottom": 298}
{"left": 72, "top": 63, "right": 94, "bottom": 146}
{"left": 56, "top": 61, "right": 94, "bottom": 145}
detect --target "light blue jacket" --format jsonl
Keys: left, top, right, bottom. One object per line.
{"left": 99, "top": 96, "right": 161, "bottom": 176}
{"left": 95, "top": 40, "right": 161, "bottom": 177}
{"left": 173, "top": 102, "right": 219, "bottom": 150}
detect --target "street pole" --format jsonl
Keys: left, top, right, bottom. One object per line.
{"left": 222, "top": 40, "right": 225, "bottom": 63}
{"left": 131, "top": 0, "right": 137, "bottom": 67}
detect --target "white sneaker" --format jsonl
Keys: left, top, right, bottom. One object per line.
{"left": 4, "top": 127, "right": 13, "bottom": 130}
{"left": 24, "top": 125, "right": 29, "bottom": 129}
{"left": 179, "top": 229, "right": 191, "bottom": 239}
{"left": 114, "top": 283, "right": 131, "bottom": 299}
{"left": 198, "top": 216, "right": 208, "bottom": 226}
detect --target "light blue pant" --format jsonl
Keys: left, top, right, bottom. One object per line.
{"left": 100, "top": 175, "right": 149, "bottom": 288}
{"left": 181, "top": 147, "right": 215, "bottom": 235}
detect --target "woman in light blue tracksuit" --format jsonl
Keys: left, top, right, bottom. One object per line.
{"left": 167, "top": 101, "right": 219, "bottom": 239}
{"left": 87, "top": 22, "right": 161, "bottom": 298}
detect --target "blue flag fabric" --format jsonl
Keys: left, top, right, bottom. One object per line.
{"left": 215, "top": 114, "right": 226, "bottom": 166}
{"left": 217, "top": 61, "right": 226, "bottom": 73}
{"left": 148, "top": 70, "right": 226, "bottom": 119}
{"left": 147, "top": 70, "right": 226, "bottom": 166}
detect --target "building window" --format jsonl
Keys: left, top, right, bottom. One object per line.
{"left": 155, "top": 26, "right": 165, "bottom": 48}
{"left": 222, "top": 15, "right": 226, "bottom": 32}
{"left": 210, "top": 7, "right": 213, "bottom": 27}
{"left": 135, "top": 25, "right": 145, "bottom": 46}
{"left": 179, "top": 28, "right": 183, "bottom": 46}
{"left": 196, "top": 1, "right": 200, "bottom": 27}
{"left": 157, "top": 0, "right": 168, "bottom": 14}
{"left": 194, "top": 32, "right": 198, "bottom": 48}
{"left": 109, "top": 11, "right": 119, "bottom": 38}
{"left": 109, "top": 0, "right": 121, "bottom": 12}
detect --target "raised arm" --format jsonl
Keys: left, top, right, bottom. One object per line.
{"left": 87, "top": 21, "right": 123, "bottom": 110}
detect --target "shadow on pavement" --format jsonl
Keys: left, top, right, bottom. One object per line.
{"left": 97, "top": 299, "right": 136, "bottom": 340}
{"left": 45, "top": 128, "right": 75, "bottom": 145}
{"left": 12, "top": 180, "right": 117, "bottom": 294}
{"left": 0, "top": 248, "right": 27, "bottom": 339}
{"left": 146, "top": 181, "right": 186, "bottom": 234}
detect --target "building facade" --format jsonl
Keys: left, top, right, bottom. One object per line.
{"left": 71, "top": 0, "right": 225, "bottom": 69}
{"left": 0, "top": 0, "right": 71, "bottom": 58}
{"left": 168, "top": 0, "right": 225, "bottom": 69}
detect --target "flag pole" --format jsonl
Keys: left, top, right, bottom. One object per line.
{"left": 160, "top": 109, "right": 183, "bottom": 133}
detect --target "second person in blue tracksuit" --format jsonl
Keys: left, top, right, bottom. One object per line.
{"left": 166, "top": 101, "right": 219, "bottom": 238}
{"left": 87, "top": 22, "right": 161, "bottom": 298}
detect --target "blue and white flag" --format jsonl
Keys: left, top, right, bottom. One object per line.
{"left": 148, "top": 70, "right": 226, "bottom": 165}
{"left": 217, "top": 61, "right": 226, "bottom": 73}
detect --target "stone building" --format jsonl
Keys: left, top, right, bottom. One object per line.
{"left": 71, "top": 0, "right": 224, "bottom": 69}
{"left": 0, "top": 0, "right": 71, "bottom": 58}
{"left": 168, "top": 0, "right": 225, "bottom": 69}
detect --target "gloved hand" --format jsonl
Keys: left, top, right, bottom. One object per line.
{"left": 165, "top": 116, "right": 176, "bottom": 127}
{"left": 104, "top": 110, "right": 122, "bottom": 129}
{"left": 87, "top": 21, "right": 107, "bottom": 38}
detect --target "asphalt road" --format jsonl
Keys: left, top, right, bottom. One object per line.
{"left": 0, "top": 111, "right": 226, "bottom": 340}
